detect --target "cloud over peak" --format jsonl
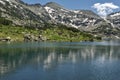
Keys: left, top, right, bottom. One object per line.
{"left": 92, "top": 3, "right": 119, "bottom": 17}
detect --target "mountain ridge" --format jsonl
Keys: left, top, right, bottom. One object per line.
{"left": 0, "top": 0, "right": 120, "bottom": 39}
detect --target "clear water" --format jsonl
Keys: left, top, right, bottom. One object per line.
{"left": 0, "top": 41, "right": 120, "bottom": 80}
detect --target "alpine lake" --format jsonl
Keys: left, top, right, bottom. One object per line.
{"left": 0, "top": 41, "right": 120, "bottom": 80}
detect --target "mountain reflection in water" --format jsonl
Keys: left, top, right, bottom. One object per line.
{"left": 0, "top": 41, "right": 120, "bottom": 80}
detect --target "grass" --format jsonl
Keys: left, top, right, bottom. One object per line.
{"left": 42, "top": 27, "right": 92, "bottom": 41}
{"left": 0, "top": 23, "right": 101, "bottom": 42}
{"left": 0, "top": 24, "right": 40, "bottom": 41}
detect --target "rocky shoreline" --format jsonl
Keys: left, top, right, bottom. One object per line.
{"left": 0, "top": 37, "right": 11, "bottom": 42}
{"left": 24, "top": 34, "right": 47, "bottom": 42}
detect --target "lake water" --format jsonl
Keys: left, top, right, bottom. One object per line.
{"left": 0, "top": 41, "right": 120, "bottom": 80}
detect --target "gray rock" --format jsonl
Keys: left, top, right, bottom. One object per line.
{"left": 24, "top": 34, "right": 47, "bottom": 42}
{"left": 0, "top": 37, "right": 11, "bottom": 42}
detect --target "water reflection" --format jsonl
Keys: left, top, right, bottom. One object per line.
{"left": 0, "top": 42, "right": 120, "bottom": 79}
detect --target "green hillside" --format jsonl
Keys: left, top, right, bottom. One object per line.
{"left": 0, "top": 18, "right": 101, "bottom": 42}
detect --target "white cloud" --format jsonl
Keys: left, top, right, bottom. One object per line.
{"left": 92, "top": 3, "right": 119, "bottom": 17}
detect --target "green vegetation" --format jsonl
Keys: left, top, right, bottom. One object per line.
{"left": 0, "top": 18, "right": 101, "bottom": 42}
{"left": 0, "top": 17, "right": 12, "bottom": 25}
{"left": 0, "top": 25, "right": 39, "bottom": 41}
{"left": 41, "top": 24, "right": 101, "bottom": 41}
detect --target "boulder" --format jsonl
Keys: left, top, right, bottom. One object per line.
{"left": 24, "top": 34, "right": 47, "bottom": 42}
{"left": 0, "top": 37, "right": 11, "bottom": 42}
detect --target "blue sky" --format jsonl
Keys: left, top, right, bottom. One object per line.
{"left": 22, "top": 0, "right": 120, "bottom": 16}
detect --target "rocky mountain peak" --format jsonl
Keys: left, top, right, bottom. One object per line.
{"left": 106, "top": 11, "right": 120, "bottom": 28}
{"left": 44, "top": 2, "right": 104, "bottom": 30}
{"left": 44, "top": 2, "right": 64, "bottom": 10}
{"left": 31, "top": 3, "right": 41, "bottom": 7}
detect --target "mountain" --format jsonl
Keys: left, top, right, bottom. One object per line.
{"left": 103, "top": 12, "right": 120, "bottom": 39}
{"left": 0, "top": 0, "right": 104, "bottom": 30}
{"left": 0, "top": 0, "right": 120, "bottom": 39}
{"left": 0, "top": 0, "right": 50, "bottom": 27}
{"left": 44, "top": 2, "right": 105, "bottom": 31}
{"left": 107, "top": 12, "right": 120, "bottom": 28}
{"left": 44, "top": 2, "right": 120, "bottom": 39}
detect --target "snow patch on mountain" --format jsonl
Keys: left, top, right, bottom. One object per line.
{"left": 83, "top": 18, "right": 88, "bottom": 23}
{"left": 44, "top": 6, "right": 55, "bottom": 13}
{"left": 61, "top": 9, "right": 69, "bottom": 13}
{"left": 69, "top": 23, "right": 78, "bottom": 28}
{"left": 5, "top": 0, "right": 9, "bottom": 1}
{"left": 73, "top": 10, "right": 80, "bottom": 14}
{"left": 115, "top": 36, "right": 120, "bottom": 39}
{"left": 0, "top": 0, "right": 5, "bottom": 5}
{"left": 110, "top": 12, "right": 120, "bottom": 17}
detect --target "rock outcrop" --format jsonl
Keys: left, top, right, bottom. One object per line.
{"left": 24, "top": 34, "right": 47, "bottom": 42}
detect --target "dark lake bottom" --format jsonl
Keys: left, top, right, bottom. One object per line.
{"left": 0, "top": 41, "right": 120, "bottom": 80}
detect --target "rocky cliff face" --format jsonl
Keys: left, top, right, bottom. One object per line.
{"left": 107, "top": 12, "right": 120, "bottom": 29}
{"left": 0, "top": 0, "right": 49, "bottom": 27}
